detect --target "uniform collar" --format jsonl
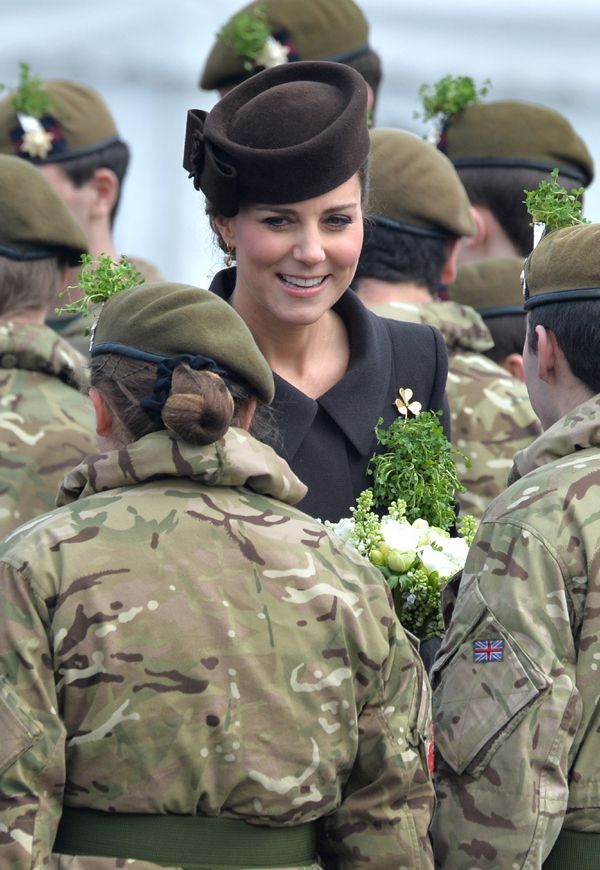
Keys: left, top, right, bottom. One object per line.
{"left": 509, "top": 393, "right": 600, "bottom": 484}
{"left": 0, "top": 319, "right": 88, "bottom": 388}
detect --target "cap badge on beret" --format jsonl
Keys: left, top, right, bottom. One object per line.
{"left": 2, "top": 62, "right": 67, "bottom": 161}
{"left": 218, "top": 5, "right": 297, "bottom": 74}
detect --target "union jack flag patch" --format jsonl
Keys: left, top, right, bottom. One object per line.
{"left": 473, "top": 639, "right": 504, "bottom": 663}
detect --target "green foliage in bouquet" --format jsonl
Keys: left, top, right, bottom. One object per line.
{"left": 523, "top": 168, "right": 589, "bottom": 230}
{"left": 56, "top": 254, "right": 143, "bottom": 329}
{"left": 218, "top": 5, "right": 271, "bottom": 70}
{"left": 369, "top": 409, "right": 465, "bottom": 532}
{"left": 1, "top": 62, "right": 54, "bottom": 118}
{"left": 415, "top": 74, "right": 491, "bottom": 122}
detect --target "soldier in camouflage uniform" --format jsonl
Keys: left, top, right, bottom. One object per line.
{"left": 0, "top": 280, "right": 435, "bottom": 868}
{"left": 0, "top": 155, "right": 95, "bottom": 538}
{"left": 354, "top": 129, "right": 541, "bottom": 518}
{"left": 431, "top": 223, "right": 600, "bottom": 868}
{"left": 0, "top": 64, "right": 163, "bottom": 356}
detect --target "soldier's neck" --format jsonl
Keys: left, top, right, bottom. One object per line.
{"left": 355, "top": 277, "right": 433, "bottom": 305}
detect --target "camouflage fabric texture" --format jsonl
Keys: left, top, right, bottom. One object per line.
{"left": 0, "top": 321, "right": 95, "bottom": 538}
{"left": 0, "top": 427, "right": 435, "bottom": 868}
{"left": 369, "top": 300, "right": 542, "bottom": 518}
{"left": 430, "top": 393, "right": 600, "bottom": 867}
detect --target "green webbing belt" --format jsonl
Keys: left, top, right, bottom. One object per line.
{"left": 543, "top": 828, "right": 600, "bottom": 869}
{"left": 54, "top": 807, "right": 317, "bottom": 868}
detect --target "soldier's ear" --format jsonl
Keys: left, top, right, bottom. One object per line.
{"left": 440, "top": 238, "right": 461, "bottom": 284}
{"left": 502, "top": 353, "right": 525, "bottom": 383}
{"left": 535, "top": 326, "right": 557, "bottom": 384}
{"left": 89, "top": 387, "right": 114, "bottom": 437}
{"left": 239, "top": 397, "right": 257, "bottom": 432}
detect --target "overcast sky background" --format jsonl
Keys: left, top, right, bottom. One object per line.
{"left": 3, "top": 0, "right": 599, "bottom": 286}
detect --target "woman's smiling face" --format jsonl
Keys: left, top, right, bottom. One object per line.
{"left": 216, "top": 175, "right": 364, "bottom": 329}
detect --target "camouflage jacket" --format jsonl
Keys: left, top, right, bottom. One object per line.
{"left": 0, "top": 321, "right": 96, "bottom": 539}
{"left": 430, "top": 393, "right": 600, "bottom": 868}
{"left": 369, "top": 301, "right": 542, "bottom": 519}
{"left": 0, "top": 428, "right": 434, "bottom": 869}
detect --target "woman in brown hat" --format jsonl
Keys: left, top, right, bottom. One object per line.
{"left": 0, "top": 277, "right": 434, "bottom": 868}
{"left": 184, "top": 61, "right": 450, "bottom": 523}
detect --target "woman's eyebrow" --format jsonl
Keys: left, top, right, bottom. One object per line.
{"left": 252, "top": 202, "right": 359, "bottom": 214}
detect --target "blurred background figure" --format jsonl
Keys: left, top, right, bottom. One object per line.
{"left": 432, "top": 94, "right": 594, "bottom": 263}
{"left": 450, "top": 256, "right": 530, "bottom": 382}
{"left": 199, "top": 0, "right": 382, "bottom": 121}
{"left": 0, "top": 63, "right": 163, "bottom": 353}
{"left": 0, "top": 154, "right": 95, "bottom": 537}
{"left": 354, "top": 128, "right": 541, "bottom": 517}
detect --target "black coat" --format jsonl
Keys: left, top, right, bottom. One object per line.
{"left": 209, "top": 269, "right": 450, "bottom": 522}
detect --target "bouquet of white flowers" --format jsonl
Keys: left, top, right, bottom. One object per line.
{"left": 326, "top": 389, "right": 476, "bottom": 640}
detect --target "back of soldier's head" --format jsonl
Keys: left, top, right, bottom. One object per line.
{"left": 0, "top": 155, "right": 87, "bottom": 317}
{"left": 0, "top": 64, "right": 130, "bottom": 222}
{"left": 450, "top": 256, "right": 527, "bottom": 364}
{"left": 199, "top": 0, "right": 382, "bottom": 114}
{"left": 356, "top": 128, "right": 475, "bottom": 292}
{"left": 523, "top": 224, "right": 600, "bottom": 394}
{"left": 437, "top": 98, "right": 594, "bottom": 256}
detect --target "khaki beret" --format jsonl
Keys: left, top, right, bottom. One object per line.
{"left": 184, "top": 61, "right": 369, "bottom": 217}
{"left": 0, "top": 79, "right": 122, "bottom": 164}
{"left": 369, "top": 128, "right": 476, "bottom": 239}
{"left": 440, "top": 100, "right": 594, "bottom": 186}
{"left": 523, "top": 224, "right": 600, "bottom": 310}
{"left": 450, "top": 257, "right": 526, "bottom": 316}
{"left": 200, "top": 0, "right": 370, "bottom": 91}
{"left": 92, "top": 282, "right": 275, "bottom": 404}
{"left": 0, "top": 155, "right": 87, "bottom": 264}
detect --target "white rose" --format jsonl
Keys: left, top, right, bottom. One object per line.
{"left": 326, "top": 516, "right": 355, "bottom": 544}
{"left": 380, "top": 517, "right": 420, "bottom": 553}
{"left": 419, "top": 545, "right": 459, "bottom": 579}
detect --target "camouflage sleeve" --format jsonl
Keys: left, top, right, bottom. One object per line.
{"left": 431, "top": 520, "right": 582, "bottom": 868}
{"left": 0, "top": 560, "right": 66, "bottom": 867}
{"left": 317, "top": 618, "right": 435, "bottom": 868}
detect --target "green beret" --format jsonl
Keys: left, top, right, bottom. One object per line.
{"left": 440, "top": 100, "right": 594, "bottom": 186}
{"left": 92, "top": 282, "right": 275, "bottom": 404}
{"left": 369, "top": 128, "right": 476, "bottom": 239}
{"left": 523, "top": 224, "right": 600, "bottom": 311}
{"left": 0, "top": 79, "right": 122, "bottom": 164}
{"left": 184, "top": 61, "right": 369, "bottom": 217}
{"left": 0, "top": 155, "right": 88, "bottom": 264}
{"left": 450, "top": 257, "right": 525, "bottom": 316}
{"left": 200, "top": 0, "right": 370, "bottom": 91}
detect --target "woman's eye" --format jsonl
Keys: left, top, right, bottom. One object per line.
{"left": 262, "top": 216, "right": 290, "bottom": 228}
{"left": 326, "top": 215, "right": 352, "bottom": 228}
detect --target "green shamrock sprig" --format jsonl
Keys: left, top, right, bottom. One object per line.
{"left": 57, "top": 254, "right": 144, "bottom": 320}
{"left": 415, "top": 74, "right": 491, "bottom": 123}
{"left": 4, "top": 62, "right": 54, "bottom": 119}
{"left": 218, "top": 5, "right": 271, "bottom": 70}
{"left": 523, "top": 168, "right": 589, "bottom": 230}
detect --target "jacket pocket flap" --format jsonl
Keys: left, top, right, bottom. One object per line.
{"left": 433, "top": 594, "right": 550, "bottom": 776}
{"left": 0, "top": 676, "right": 43, "bottom": 775}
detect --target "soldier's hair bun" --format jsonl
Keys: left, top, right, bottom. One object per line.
{"left": 161, "top": 364, "right": 235, "bottom": 445}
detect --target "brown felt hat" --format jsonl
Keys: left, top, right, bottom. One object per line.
{"left": 440, "top": 100, "right": 594, "bottom": 186}
{"left": 369, "top": 128, "right": 475, "bottom": 239}
{"left": 92, "top": 282, "right": 274, "bottom": 404}
{"left": 200, "top": 0, "right": 370, "bottom": 92}
{"left": 450, "top": 257, "right": 525, "bottom": 316}
{"left": 184, "top": 60, "right": 370, "bottom": 217}
{"left": 0, "top": 78, "right": 122, "bottom": 164}
{"left": 523, "top": 224, "right": 600, "bottom": 311}
{"left": 0, "top": 155, "right": 87, "bottom": 264}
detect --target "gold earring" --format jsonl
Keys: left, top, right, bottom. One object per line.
{"left": 225, "top": 244, "right": 235, "bottom": 268}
